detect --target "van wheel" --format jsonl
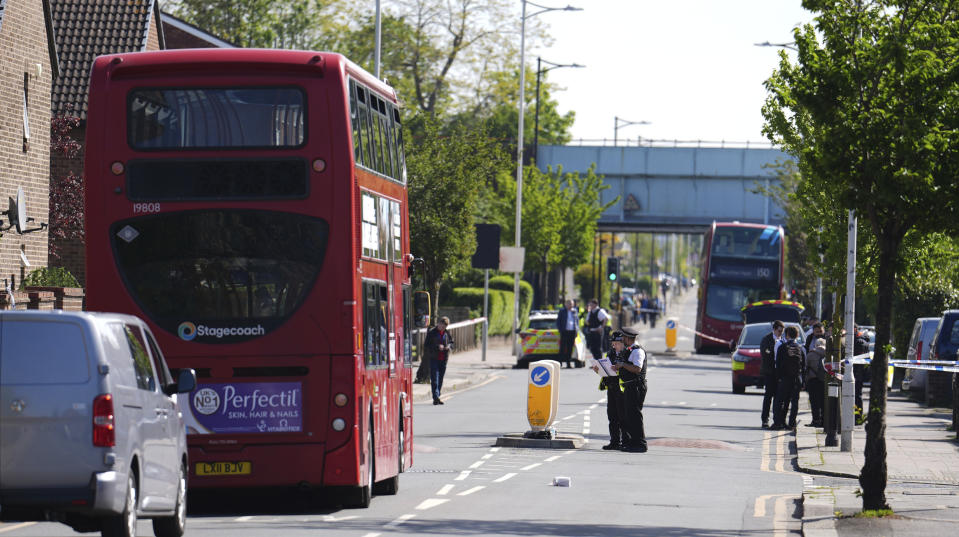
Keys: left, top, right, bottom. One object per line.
{"left": 102, "top": 475, "right": 137, "bottom": 537}
{"left": 153, "top": 464, "right": 187, "bottom": 537}
{"left": 345, "top": 426, "right": 373, "bottom": 508}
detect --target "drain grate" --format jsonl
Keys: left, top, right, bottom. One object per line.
{"left": 647, "top": 438, "right": 744, "bottom": 450}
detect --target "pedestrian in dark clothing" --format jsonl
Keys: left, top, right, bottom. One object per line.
{"left": 424, "top": 317, "right": 454, "bottom": 405}
{"left": 639, "top": 294, "right": 649, "bottom": 325}
{"left": 805, "top": 338, "right": 828, "bottom": 427}
{"left": 584, "top": 299, "right": 609, "bottom": 361}
{"left": 648, "top": 297, "right": 660, "bottom": 329}
{"left": 772, "top": 325, "right": 805, "bottom": 430}
{"left": 594, "top": 331, "right": 628, "bottom": 450}
{"left": 760, "top": 320, "right": 785, "bottom": 428}
{"left": 556, "top": 299, "right": 579, "bottom": 368}
{"left": 805, "top": 322, "right": 825, "bottom": 352}
{"left": 852, "top": 325, "right": 870, "bottom": 416}
{"left": 613, "top": 327, "right": 648, "bottom": 453}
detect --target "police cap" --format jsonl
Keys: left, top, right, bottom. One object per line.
{"left": 610, "top": 331, "right": 624, "bottom": 342}
{"left": 621, "top": 327, "right": 639, "bottom": 339}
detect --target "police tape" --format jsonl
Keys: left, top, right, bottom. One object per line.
{"left": 844, "top": 354, "right": 959, "bottom": 373}
{"left": 675, "top": 324, "right": 733, "bottom": 346}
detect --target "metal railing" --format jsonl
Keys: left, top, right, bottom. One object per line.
{"left": 561, "top": 138, "right": 775, "bottom": 149}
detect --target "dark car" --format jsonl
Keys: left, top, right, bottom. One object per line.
{"left": 929, "top": 310, "right": 959, "bottom": 363}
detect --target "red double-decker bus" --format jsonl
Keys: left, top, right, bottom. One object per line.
{"left": 84, "top": 49, "right": 413, "bottom": 507}
{"left": 694, "top": 222, "right": 785, "bottom": 353}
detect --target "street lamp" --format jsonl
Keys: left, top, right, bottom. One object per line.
{"left": 754, "top": 40, "right": 798, "bottom": 51}
{"left": 533, "top": 57, "right": 584, "bottom": 163}
{"left": 513, "top": 1, "right": 582, "bottom": 354}
{"left": 613, "top": 116, "right": 650, "bottom": 146}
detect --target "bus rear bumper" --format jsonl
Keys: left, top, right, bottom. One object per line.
{"left": 187, "top": 443, "right": 326, "bottom": 488}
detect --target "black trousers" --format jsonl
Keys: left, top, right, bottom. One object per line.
{"left": 806, "top": 378, "right": 824, "bottom": 425}
{"left": 559, "top": 330, "right": 577, "bottom": 364}
{"left": 604, "top": 378, "right": 627, "bottom": 445}
{"left": 854, "top": 364, "right": 867, "bottom": 410}
{"left": 761, "top": 372, "right": 778, "bottom": 424}
{"left": 774, "top": 377, "right": 801, "bottom": 427}
{"left": 587, "top": 332, "right": 603, "bottom": 361}
{"left": 622, "top": 380, "right": 647, "bottom": 449}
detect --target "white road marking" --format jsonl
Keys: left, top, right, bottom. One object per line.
{"left": 481, "top": 454, "right": 493, "bottom": 460}
{"left": 455, "top": 470, "right": 471, "bottom": 480}
{"left": 598, "top": 397, "right": 607, "bottom": 403}
{"left": 494, "top": 473, "right": 517, "bottom": 482}
{"left": 361, "top": 533, "right": 381, "bottom": 537}
{"left": 415, "top": 498, "right": 449, "bottom": 510}
{"left": 589, "top": 404, "right": 598, "bottom": 409}
{"left": 582, "top": 427, "right": 590, "bottom": 434}
{"left": 385, "top": 513, "right": 417, "bottom": 526}
{"left": 544, "top": 455, "right": 560, "bottom": 462}
{"left": 710, "top": 402, "right": 717, "bottom": 407}
{"left": 0, "top": 523, "right": 36, "bottom": 534}
{"left": 490, "top": 447, "right": 501, "bottom": 452}
{"left": 437, "top": 484, "right": 454, "bottom": 495}
{"left": 563, "top": 450, "right": 575, "bottom": 454}
{"left": 561, "top": 414, "right": 575, "bottom": 420}
{"left": 469, "top": 460, "right": 485, "bottom": 469}
{"left": 458, "top": 486, "right": 485, "bottom": 496}
{"left": 678, "top": 401, "right": 687, "bottom": 405}
{"left": 521, "top": 463, "right": 541, "bottom": 471}
{"left": 235, "top": 516, "right": 254, "bottom": 522}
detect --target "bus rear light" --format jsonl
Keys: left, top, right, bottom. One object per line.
{"left": 312, "top": 159, "right": 326, "bottom": 172}
{"left": 334, "top": 393, "right": 348, "bottom": 407}
{"left": 110, "top": 162, "right": 124, "bottom": 175}
{"left": 331, "top": 418, "right": 347, "bottom": 431}
{"left": 93, "top": 394, "right": 116, "bottom": 447}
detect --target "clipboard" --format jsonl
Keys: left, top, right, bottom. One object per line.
{"left": 594, "top": 357, "right": 617, "bottom": 377}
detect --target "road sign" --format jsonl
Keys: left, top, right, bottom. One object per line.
{"left": 527, "top": 360, "right": 560, "bottom": 432}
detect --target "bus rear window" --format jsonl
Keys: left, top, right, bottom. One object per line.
{"left": 128, "top": 87, "right": 306, "bottom": 149}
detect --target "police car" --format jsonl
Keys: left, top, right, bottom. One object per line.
{"left": 517, "top": 311, "right": 588, "bottom": 368}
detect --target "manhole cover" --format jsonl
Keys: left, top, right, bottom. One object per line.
{"left": 648, "top": 438, "right": 743, "bottom": 450}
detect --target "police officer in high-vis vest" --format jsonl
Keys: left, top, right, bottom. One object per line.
{"left": 612, "top": 327, "right": 648, "bottom": 453}
{"left": 595, "top": 331, "right": 628, "bottom": 450}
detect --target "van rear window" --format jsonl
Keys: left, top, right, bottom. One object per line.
{"left": 0, "top": 321, "right": 89, "bottom": 385}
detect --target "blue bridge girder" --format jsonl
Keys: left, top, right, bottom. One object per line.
{"left": 536, "top": 144, "right": 792, "bottom": 234}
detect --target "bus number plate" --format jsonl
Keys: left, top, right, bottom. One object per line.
{"left": 195, "top": 461, "right": 251, "bottom": 476}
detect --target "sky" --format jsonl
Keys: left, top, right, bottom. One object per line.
{"left": 532, "top": 0, "right": 814, "bottom": 145}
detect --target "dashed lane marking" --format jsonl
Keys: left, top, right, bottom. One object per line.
{"left": 545, "top": 455, "right": 560, "bottom": 462}
{"left": 493, "top": 473, "right": 517, "bottom": 483}
{"left": 415, "top": 498, "right": 449, "bottom": 510}
{"left": 436, "top": 484, "right": 454, "bottom": 496}
{"left": 455, "top": 470, "right": 471, "bottom": 480}
{"left": 235, "top": 516, "right": 253, "bottom": 522}
{"left": 469, "top": 460, "right": 485, "bottom": 469}
{"left": 361, "top": 533, "right": 381, "bottom": 537}
{"left": 458, "top": 486, "right": 485, "bottom": 496}
{"left": 521, "top": 463, "right": 542, "bottom": 471}
{"left": 384, "top": 513, "right": 417, "bottom": 527}
{"left": 481, "top": 453, "right": 493, "bottom": 459}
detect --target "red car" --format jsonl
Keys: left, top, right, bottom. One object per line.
{"left": 731, "top": 321, "right": 803, "bottom": 394}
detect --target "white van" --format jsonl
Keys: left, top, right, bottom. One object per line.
{"left": 0, "top": 310, "right": 196, "bottom": 537}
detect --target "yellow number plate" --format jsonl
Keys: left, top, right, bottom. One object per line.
{"left": 731, "top": 360, "right": 745, "bottom": 371}
{"left": 195, "top": 461, "right": 251, "bottom": 476}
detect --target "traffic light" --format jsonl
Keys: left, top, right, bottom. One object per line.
{"left": 607, "top": 257, "right": 620, "bottom": 282}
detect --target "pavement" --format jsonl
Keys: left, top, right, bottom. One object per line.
{"left": 797, "top": 388, "right": 959, "bottom": 536}
{"left": 410, "top": 342, "right": 517, "bottom": 404}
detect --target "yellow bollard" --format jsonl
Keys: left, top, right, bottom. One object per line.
{"left": 527, "top": 360, "right": 560, "bottom": 433}
{"left": 665, "top": 317, "right": 678, "bottom": 352}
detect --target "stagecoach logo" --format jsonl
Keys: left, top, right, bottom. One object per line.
{"left": 193, "top": 388, "right": 220, "bottom": 415}
{"left": 177, "top": 321, "right": 266, "bottom": 341}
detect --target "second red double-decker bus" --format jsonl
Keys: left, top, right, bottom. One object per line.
{"left": 84, "top": 49, "right": 413, "bottom": 507}
{"left": 694, "top": 222, "right": 785, "bottom": 353}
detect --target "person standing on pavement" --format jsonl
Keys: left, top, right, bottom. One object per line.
{"left": 612, "top": 327, "right": 648, "bottom": 453}
{"left": 772, "top": 325, "right": 805, "bottom": 430}
{"left": 805, "top": 337, "right": 828, "bottom": 427}
{"left": 593, "top": 331, "right": 628, "bottom": 450}
{"left": 805, "top": 322, "right": 825, "bottom": 352}
{"left": 585, "top": 299, "right": 609, "bottom": 362}
{"left": 760, "top": 320, "right": 785, "bottom": 428}
{"left": 556, "top": 299, "right": 579, "bottom": 368}
{"left": 852, "top": 324, "right": 870, "bottom": 420}
{"left": 424, "top": 317, "right": 454, "bottom": 405}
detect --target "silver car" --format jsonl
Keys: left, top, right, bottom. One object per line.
{"left": 901, "top": 317, "right": 941, "bottom": 396}
{"left": 0, "top": 310, "right": 196, "bottom": 537}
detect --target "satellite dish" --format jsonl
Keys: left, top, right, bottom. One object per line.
{"left": 0, "top": 186, "right": 47, "bottom": 234}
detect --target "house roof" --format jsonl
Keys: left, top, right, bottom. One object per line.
{"left": 161, "top": 11, "right": 236, "bottom": 49}
{"left": 50, "top": 0, "right": 164, "bottom": 119}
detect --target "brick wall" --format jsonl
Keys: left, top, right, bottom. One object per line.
{"left": 0, "top": 0, "right": 54, "bottom": 292}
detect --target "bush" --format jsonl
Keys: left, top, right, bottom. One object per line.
{"left": 446, "top": 287, "right": 514, "bottom": 336}
{"left": 21, "top": 266, "right": 80, "bottom": 289}
{"left": 488, "top": 275, "right": 533, "bottom": 328}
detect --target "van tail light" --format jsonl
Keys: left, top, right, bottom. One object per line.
{"left": 93, "top": 394, "right": 116, "bottom": 447}
{"left": 917, "top": 341, "right": 923, "bottom": 361}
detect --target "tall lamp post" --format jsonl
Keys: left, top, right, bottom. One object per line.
{"left": 613, "top": 116, "right": 650, "bottom": 146}
{"left": 533, "top": 57, "right": 584, "bottom": 163}
{"left": 513, "top": 1, "right": 582, "bottom": 355}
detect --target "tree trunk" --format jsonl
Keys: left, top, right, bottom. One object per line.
{"left": 858, "top": 231, "right": 900, "bottom": 511}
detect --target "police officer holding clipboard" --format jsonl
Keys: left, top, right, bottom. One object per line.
{"left": 594, "top": 331, "right": 628, "bottom": 450}
{"left": 612, "top": 327, "right": 648, "bottom": 453}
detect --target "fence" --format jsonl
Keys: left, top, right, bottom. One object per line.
{"left": 411, "top": 317, "right": 487, "bottom": 363}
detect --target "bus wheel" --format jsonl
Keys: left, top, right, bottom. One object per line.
{"left": 373, "top": 419, "right": 400, "bottom": 495}
{"left": 345, "top": 425, "right": 373, "bottom": 508}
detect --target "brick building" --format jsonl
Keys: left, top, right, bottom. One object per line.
{"left": 0, "top": 0, "right": 58, "bottom": 301}
{"left": 49, "top": 0, "right": 166, "bottom": 286}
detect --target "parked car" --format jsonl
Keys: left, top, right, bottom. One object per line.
{"left": 518, "top": 311, "right": 588, "bottom": 368}
{"left": 731, "top": 321, "right": 803, "bottom": 394}
{"left": 901, "top": 317, "right": 941, "bottom": 396}
{"left": 927, "top": 311, "right": 959, "bottom": 406}
{"left": 0, "top": 310, "right": 196, "bottom": 537}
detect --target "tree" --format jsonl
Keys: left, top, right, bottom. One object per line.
{"left": 764, "top": 0, "right": 959, "bottom": 511}
{"left": 49, "top": 111, "right": 84, "bottom": 262}
{"left": 406, "top": 116, "right": 509, "bottom": 319}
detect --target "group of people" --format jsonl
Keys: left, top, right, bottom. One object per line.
{"left": 759, "top": 320, "right": 834, "bottom": 429}
{"left": 556, "top": 298, "right": 611, "bottom": 367}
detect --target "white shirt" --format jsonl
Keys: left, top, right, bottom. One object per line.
{"left": 773, "top": 335, "right": 785, "bottom": 364}
{"left": 627, "top": 345, "right": 646, "bottom": 368}
{"left": 565, "top": 309, "right": 577, "bottom": 330}
{"left": 597, "top": 308, "right": 609, "bottom": 323}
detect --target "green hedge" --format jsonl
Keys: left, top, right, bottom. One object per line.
{"left": 21, "top": 266, "right": 80, "bottom": 289}
{"left": 488, "top": 275, "right": 533, "bottom": 328}
{"left": 446, "top": 287, "right": 514, "bottom": 336}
